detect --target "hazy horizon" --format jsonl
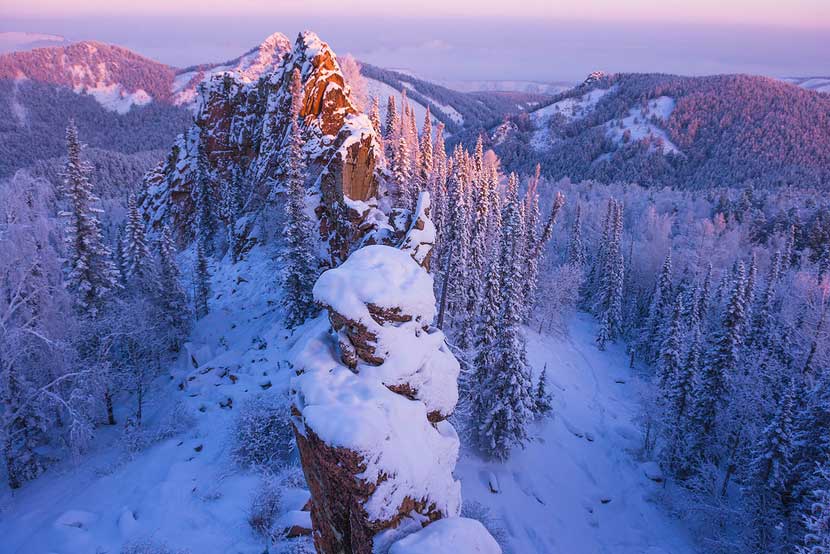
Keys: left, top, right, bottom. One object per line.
{"left": 1, "top": 15, "right": 828, "bottom": 84}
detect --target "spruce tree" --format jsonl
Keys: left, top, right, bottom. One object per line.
{"left": 394, "top": 136, "right": 412, "bottom": 209}
{"left": 534, "top": 366, "right": 553, "bottom": 417}
{"left": 59, "top": 120, "right": 119, "bottom": 316}
{"left": 595, "top": 201, "right": 624, "bottom": 350}
{"left": 691, "top": 263, "right": 747, "bottom": 445}
{"left": 797, "top": 463, "right": 830, "bottom": 554}
{"left": 123, "top": 194, "right": 152, "bottom": 284}
{"left": 194, "top": 138, "right": 216, "bottom": 255}
{"left": 478, "top": 173, "right": 534, "bottom": 461}
{"left": 156, "top": 225, "right": 189, "bottom": 346}
{"left": 445, "top": 158, "right": 471, "bottom": 326}
{"left": 194, "top": 241, "right": 210, "bottom": 319}
{"left": 568, "top": 203, "right": 586, "bottom": 266}
{"left": 418, "top": 107, "right": 433, "bottom": 197}
{"left": 748, "top": 382, "right": 796, "bottom": 554}
{"left": 640, "top": 251, "right": 673, "bottom": 362}
{"left": 384, "top": 95, "right": 399, "bottom": 161}
{"left": 370, "top": 96, "right": 382, "bottom": 137}
{"left": 657, "top": 293, "right": 684, "bottom": 389}
{"left": 281, "top": 68, "right": 319, "bottom": 329}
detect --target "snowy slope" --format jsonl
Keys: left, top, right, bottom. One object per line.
{"left": 529, "top": 87, "right": 615, "bottom": 150}
{"left": 366, "top": 77, "right": 445, "bottom": 132}
{"left": 603, "top": 96, "right": 680, "bottom": 155}
{"left": 0, "top": 248, "right": 308, "bottom": 554}
{"left": 782, "top": 76, "right": 830, "bottom": 94}
{"left": 0, "top": 246, "right": 697, "bottom": 554}
{"left": 456, "top": 314, "right": 696, "bottom": 554}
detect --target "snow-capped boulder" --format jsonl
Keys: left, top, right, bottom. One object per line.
{"left": 289, "top": 194, "right": 495, "bottom": 553}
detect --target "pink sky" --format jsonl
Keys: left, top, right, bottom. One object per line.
{"left": 4, "top": 0, "right": 830, "bottom": 29}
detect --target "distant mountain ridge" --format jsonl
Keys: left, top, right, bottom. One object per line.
{"left": 0, "top": 33, "right": 293, "bottom": 112}
{"left": 489, "top": 72, "right": 830, "bottom": 189}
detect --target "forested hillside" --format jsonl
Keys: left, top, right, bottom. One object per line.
{"left": 491, "top": 72, "right": 830, "bottom": 189}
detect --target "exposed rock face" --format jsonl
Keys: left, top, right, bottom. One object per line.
{"left": 140, "top": 31, "right": 385, "bottom": 265}
{"left": 289, "top": 193, "right": 498, "bottom": 553}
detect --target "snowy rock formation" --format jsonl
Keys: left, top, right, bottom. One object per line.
{"left": 140, "top": 31, "right": 386, "bottom": 265}
{"left": 289, "top": 192, "right": 499, "bottom": 553}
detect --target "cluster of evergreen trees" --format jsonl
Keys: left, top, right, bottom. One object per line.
{"left": 367, "top": 91, "right": 564, "bottom": 461}
{"left": 543, "top": 180, "right": 830, "bottom": 554}
{"left": 0, "top": 122, "right": 191, "bottom": 489}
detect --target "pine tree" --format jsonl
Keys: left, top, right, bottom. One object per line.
{"left": 521, "top": 168, "right": 541, "bottom": 323}
{"left": 194, "top": 138, "right": 216, "bottom": 255}
{"left": 123, "top": 194, "right": 152, "bottom": 284}
{"left": 370, "top": 96, "right": 382, "bottom": 136}
{"left": 478, "top": 173, "right": 534, "bottom": 461}
{"left": 697, "top": 262, "right": 713, "bottom": 324}
{"left": 710, "top": 261, "right": 747, "bottom": 378}
{"left": 657, "top": 293, "right": 684, "bottom": 389}
{"left": 457, "top": 159, "right": 490, "bottom": 350}
{"left": 640, "top": 251, "right": 673, "bottom": 362}
{"left": 748, "top": 382, "right": 796, "bottom": 554}
{"left": 281, "top": 68, "right": 319, "bottom": 329}
{"left": 783, "top": 224, "right": 798, "bottom": 269}
{"left": 568, "top": 203, "right": 586, "bottom": 266}
{"left": 194, "top": 241, "right": 210, "bottom": 319}
{"left": 744, "top": 251, "right": 758, "bottom": 324}
{"left": 418, "top": 107, "right": 433, "bottom": 197}
{"left": 691, "top": 263, "right": 747, "bottom": 443}
{"left": 797, "top": 463, "right": 830, "bottom": 554}
{"left": 533, "top": 365, "right": 553, "bottom": 417}
{"left": 59, "top": 120, "right": 119, "bottom": 316}
{"left": 155, "top": 225, "right": 190, "bottom": 346}
{"left": 394, "top": 136, "right": 412, "bottom": 209}
{"left": 445, "top": 158, "right": 471, "bottom": 326}
{"left": 384, "top": 95, "right": 399, "bottom": 161}
{"left": 595, "top": 201, "right": 624, "bottom": 350}
{"left": 749, "top": 251, "right": 780, "bottom": 350}
{"left": 472, "top": 252, "right": 503, "bottom": 445}
{"left": 584, "top": 199, "right": 615, "bottom": 305}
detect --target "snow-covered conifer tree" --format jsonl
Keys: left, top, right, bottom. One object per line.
{"left": 478, "top": 173, "right": 534, "bottom": 461}
{"left": 155, "top": 225, "right": 190, "bottom": 348}
{"left": 281, "top": 68, "right": 319, "bottom": 328}
{"left": 123, "top": 194, "right": 152, "bottom": 284}
{"left": 194, "top": 138, "right": 217, "bottom": 255}
{"left": 640, "top": 251, "right": 673, "bottom": 362}
{"left": 657, "top": 293, "right": 684, "bottom": 389}
{"left": 568, "top": 203, "right": 586, "bottom": 266}
{"left": 595, "top": 200, "right": 624, "bottom": 350}
{"left": 748, "top": 382, "right": 796, "bottom": 553}
{"left": 533, "top": 366, "right": 553, "bottom": 417}
{"left": 194, "top": 241, "right": 210, "bottom": 319}
{"left": 797, "top": 463, "right": 830, "bottom": 554}
{"left": 59, "top": 120, "right": 119, "bottom": 316}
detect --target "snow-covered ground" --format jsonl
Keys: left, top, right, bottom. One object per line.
{"left": 365, "top": 77, "right": 446, "bottom": 132}
{"left": 603, "top": 96, "right": 680, "bottom": 155}
{"left": 0, "top": 245, "right": 697, "bottom": 554}
{"left": 77, "top": 83, "right": 153, "bottom": 114}
{"left": 529, "top": 87, "right": 615, "bottom": 150}
{"left": 457, "top": 314, "right": 696, "bottom": 553}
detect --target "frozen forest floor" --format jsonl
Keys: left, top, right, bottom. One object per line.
{"left": 456, "top": 315, "right": 698, "bottom": 554}
{"left": 0, "top": 249, "right": 698, "bottom": 554}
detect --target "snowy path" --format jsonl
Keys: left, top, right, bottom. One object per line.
{"left": 455, "top": 313, "right": 697, "bottom": 554}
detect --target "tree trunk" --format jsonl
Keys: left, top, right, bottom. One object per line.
{"left": 3, "top": 436, "right": 20, "bottom": 490}
{"left": 105, "top": 388, "right": 116, "bottom": 425}
{"left": 436, "top": 242, "right": 454, "bottom": 330}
